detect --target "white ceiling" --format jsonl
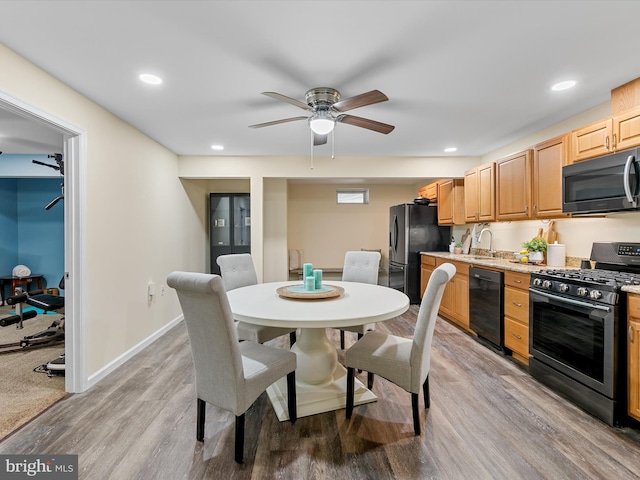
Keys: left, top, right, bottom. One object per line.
{"left": 2, "top": 1, "right": 640, "bottom": 158}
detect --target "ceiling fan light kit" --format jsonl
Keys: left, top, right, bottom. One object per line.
{"left": 309, "top": 110, "right": 335, "bottom": 135}
{"left": 249, "top": 87, "right": 394, "bottom": 144}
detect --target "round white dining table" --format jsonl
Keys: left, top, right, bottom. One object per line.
{"left": 226, "top": 280, "right": 410, "bottom": 420}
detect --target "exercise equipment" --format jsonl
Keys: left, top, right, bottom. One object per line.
{"left": 0, "top": 309, "right": 37, "bottom": 327}
{"left": 0, "top": 280, "right": 65, "bottom": 355}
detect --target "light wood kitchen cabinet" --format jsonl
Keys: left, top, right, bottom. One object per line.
{"left": 434, "top": 257, "right": 470, "bottom": 331}
{"left": 496, "top": 150, "right": 532, "bottom": 221}
{"left": 571, "top": 106, "right": 640, "bottom": 163}
{"left": 420, "top": 255, "right": 436, "bottom": 298}
{"left": 464, "top": 162, "right": 495, "bottom": 223}
{"left": 418, "top": 181, "right": 438, "bottom": 201}
{"left": 503, "top": 270, "right": 530, "bottom": 365}
{"left": 532, "top": 134, "right": 570, "bottom": 219}
{"left": 437, "top": 178, "right": 465, "bottom": 225}
{"left": 628, "top": 293, "right": 640, "bottom": 421}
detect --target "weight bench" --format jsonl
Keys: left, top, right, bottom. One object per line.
{"left": 0, "top": 278, "right": 65, "bottom": 355}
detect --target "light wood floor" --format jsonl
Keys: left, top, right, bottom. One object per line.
{"left": 2, "top": 306, "right": 640, "bottom": 479}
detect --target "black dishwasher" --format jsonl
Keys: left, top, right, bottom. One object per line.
{"left": 469, "top": 266, "right": 504, "bottom": 353}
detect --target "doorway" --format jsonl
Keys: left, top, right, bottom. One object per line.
{"left": 0, "top": 89, "right": 86, "bottom": 393}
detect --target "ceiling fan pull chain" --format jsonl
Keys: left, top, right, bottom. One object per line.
{"left": 331, "top": 129, "right": 335, "bottom": 159}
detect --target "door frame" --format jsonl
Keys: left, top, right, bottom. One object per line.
{"left": 0, "top": 89, "right": 87, "bottom": 393}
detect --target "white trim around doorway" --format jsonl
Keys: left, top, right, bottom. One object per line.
{"left": 0, "top": 89, "right": 87, "bottom": 393}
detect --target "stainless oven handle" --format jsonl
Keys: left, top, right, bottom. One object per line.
{"left": 623, "top": 154, "right": 637, "bottom": 208}
{"left": 532, "top": 290, "right": 612, "bottom": 312}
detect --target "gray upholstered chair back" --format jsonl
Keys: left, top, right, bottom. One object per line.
{"left": 166, "top": 271, "right": 244, "bottom": 413}
{"left": 410, "top": 263, "right": 456, "bottom": 392}
{"left": 216, "top": 253, "right": 258, "bottom": 291}
{"left": 342, "top": 251, "right": 381, "bottom": 284}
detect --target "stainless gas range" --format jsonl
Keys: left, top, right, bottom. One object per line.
{"left": 529, "top": 242, "right": 640, "bottom": 426}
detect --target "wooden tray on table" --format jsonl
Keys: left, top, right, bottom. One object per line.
{"left": 276, "top": 284, "right": 344, "bottom": 300}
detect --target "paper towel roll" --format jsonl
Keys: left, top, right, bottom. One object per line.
{"left": 547, "top": 243, "right": 566, "bottom": 267}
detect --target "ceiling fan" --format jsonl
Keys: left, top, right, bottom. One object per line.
{"left": 249, "top": 87, "right": 395, "bottom": 145}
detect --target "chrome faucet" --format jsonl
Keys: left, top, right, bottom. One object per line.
{"left": 478, "top": 227, "right": 495, "bottom": 257}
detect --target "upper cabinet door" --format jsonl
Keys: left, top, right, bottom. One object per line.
{"left": 464, "top": 162, "right": 495, "bottom": 223}
{"left": 477, "top": 162, "right": 495, "bottom": 222}
{"left": 533, "top": 135, "right": 570, "bottom": 219}
{"left": 464, "top": 168, "right": 479, "bottom": 222}
{"left": 571, "top": 118, "right": 613, "bottom": 163}
{"left": 613, "top": 106, "right": 640, "bottom": 152}
{"left": 496, "top": 150, "right": 532, "bottom": 221}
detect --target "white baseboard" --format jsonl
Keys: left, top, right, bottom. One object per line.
{"left": 86, "top": 314, "right": 184, "bottom": 389}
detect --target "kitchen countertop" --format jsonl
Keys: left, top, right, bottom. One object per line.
{"left": 421, "top": 251, "right": 640, "bottom": 294}
{"left": 421, "top": 251, "right": 550, "bottom": 273}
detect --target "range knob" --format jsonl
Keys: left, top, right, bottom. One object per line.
{"left": 577, "top": 287, "right": 588, "bottom": 297}
{"left": 590, "top": 290, "right": 602, "bottom": 300}
{"left": 542, "top": 280, "right": 552, "bottom": 289}
{"left": 533, "top": 278, "right": 542, "bottom": 287}
{"left": 558, "top": 283, "right": 570, "bottom": 293}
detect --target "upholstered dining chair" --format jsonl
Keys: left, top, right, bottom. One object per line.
{"left": 337, "top": 250, "right": 382, "bottom": 349}
{"left": 216, "top": 253, "right": 297, "bottom": 346}
{"left": 345, "top": 262, "right": 455, "bottom": 435}
{"left": 166, "top": 271, "right": 297, "bottom": 463}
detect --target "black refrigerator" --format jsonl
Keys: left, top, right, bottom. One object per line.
{"left": 388, "top": 203, "right": 450, "bottom": 304}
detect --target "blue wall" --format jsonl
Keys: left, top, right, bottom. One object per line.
{"left": 0, "top": 179, "right": 19, "bottom": 275}
{"left": 0, "top": 177, "right": 64, "bottom": 289}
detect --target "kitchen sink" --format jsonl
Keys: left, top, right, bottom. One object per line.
{"left": 468, "top": 256, "right": 496, "bottom": 261}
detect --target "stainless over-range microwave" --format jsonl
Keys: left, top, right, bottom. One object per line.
{"left": 562, "top": 147, "right": 640, "bottom": 214}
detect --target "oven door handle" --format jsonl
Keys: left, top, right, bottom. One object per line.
{"left": 531, "top": 290, "right": 612, "bottom": 312}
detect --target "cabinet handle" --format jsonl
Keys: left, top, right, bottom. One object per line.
{"left": 512, "top": 302, "right": 522, "bottom": 307}
{"left": 512, "top": 333, "right": 522, "bottom": 340}
{"left": 514, "top": 279, "right": 522, "bottom": 284}
{"left": 613, "top": 133, "right": 617, "bottom": 149}
{"left": 631, "top": 325, "right": 635, "bottom": 343}
{"left": 533, "top": 204, "right": 537, "bottom": 215}
{"left": 605, "top": 135, "right": 610, "bottom": 150}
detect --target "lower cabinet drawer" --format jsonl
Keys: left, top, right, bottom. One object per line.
{"left": 504, "top": 317, "right": 529, "bottom": 358}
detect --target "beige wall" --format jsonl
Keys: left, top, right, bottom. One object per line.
{"left": 287, "top": 183, "right": 415, "bottom": 269}
{"left": 0, "top": 44, "right": 205, "bottom": 381}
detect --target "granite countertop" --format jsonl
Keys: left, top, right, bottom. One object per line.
{"left": 420, "top": 251, "right": 550, "bottom": 273}
{"left": 421, "top": 251, "right": 640, "bottom": 295}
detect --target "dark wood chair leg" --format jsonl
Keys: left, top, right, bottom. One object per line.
{"left": 235, "top": 413, "right": 245, "bottom": 463}
{"left": 423, "top": 375, "right": 430, "bottom": 408}
{"left": 289, "top": 331, "right": 297, "bottom": 347}
{"left": 340, "top": 330, "right": 345, "bottom": 350}
{"left": 287, "top": 371, "right": 297, "bottom": 423}
{"left": 412, "top": 392, "right": 421, "bottom": 436}
{"left": 196, "top": 398, "right": 206, "bottom": 441}
{"left": 367, "top": 372, "right": 374, "bottom": 390}
{"left": 356, "top": 333, "right": 364, "bottom": 372}
{"left": 346, "top": 367, "right": 355, "bottom": 418}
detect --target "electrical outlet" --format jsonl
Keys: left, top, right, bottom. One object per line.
{"left": 160, "top": 284, "right": 165, "bottom": 296}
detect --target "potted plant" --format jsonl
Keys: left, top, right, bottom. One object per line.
{"left": 522, "top": 238, "right": 547, "bottom": 263}
{"left": 454, "top": 241, "right": 463, "bottom": 255}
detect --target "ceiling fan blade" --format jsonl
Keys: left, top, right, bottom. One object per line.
{"left": 332, "top": 90, "right": 389, "bottom": 112}
{"left": 261, "top": 92, "right": 312, "bottom": 111}
{"left": 336, "top": 114, "right": 395, "bottom": 134}
{"left": 313, "top": 133, "right": 328, "bottom": 146}
{"left": 249, "top": 116, "right": 308, "bottom": 128}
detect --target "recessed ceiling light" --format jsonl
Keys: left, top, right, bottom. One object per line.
{"left": 551, "top": 80, "right": 576, "bottom": 91}
{"left": 210, "top": 145, "right": 224, "bottom": 151}
{"left": 444, "top": 147, "right": 457, "bottom": 153}
{"left": 139, "top": 73, "right": 162, "bottom": 85}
